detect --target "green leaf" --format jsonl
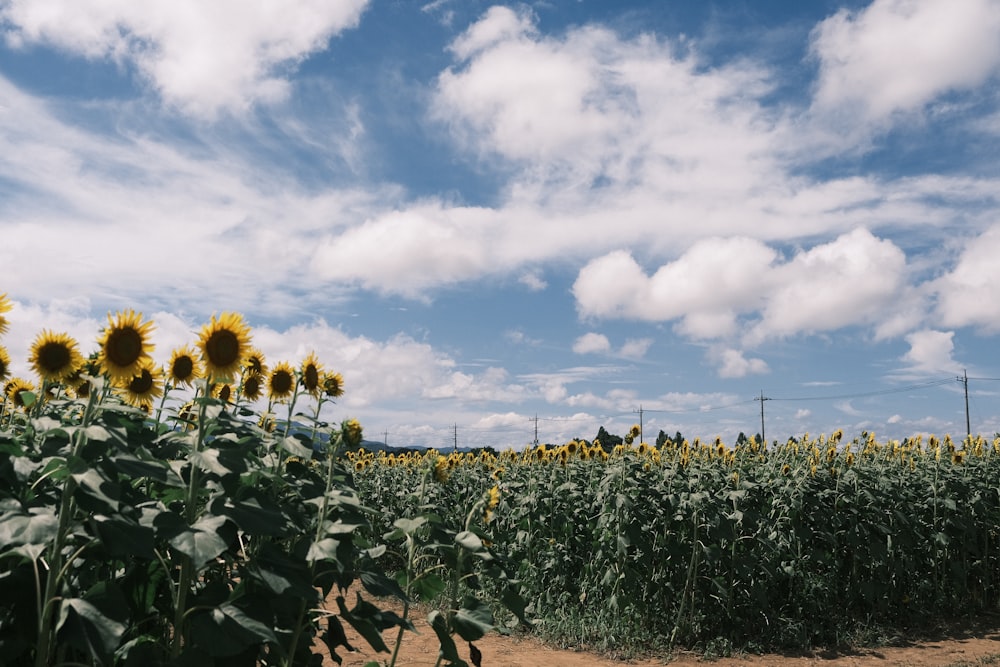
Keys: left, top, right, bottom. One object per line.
{"left": 90, "top": 514, "right": 155, "bottom": 559}
{"left": 392, "top": 516, "right": 427, "bottom": 535}
{"left": 428, "top": 610, "right": 467, "bottom": 667}
{"left": 336, "top": 594, "right": 390, "bottom": 654}
{"left": 69, "top": 465, "right": 120, "bottom": 513}
{"left": 410, "top": 573, "right": 447, "bottom": 602}
{"left": 360, "top": 570, "right": 407, "bottom": 600}
{"left": 452, "top": 596, "right": 494, "bottom": 642}
{"left": 112, "top": 453, "right": 183, "bottom": 486}
{"left": 211, "top": 495, "right": 289, "bottom": 536}
{"left": 56, "top": 597, "right": 127, "bottom": 665}
{"left": 455, "top": 531, "right": 484, "bottom": 552}
{"left": 189, "top": 449, "right": 232, "bottom": 476}
{"left": 169, "top": 515, "right": 229, "bottom": 568}
{"left": 307, "top": 538, "right": 341, "bottom": 563}
{"left": 281, "top": 435, "right": 313, "bottom": 458}
{"left": 322, "top": 616, "right": 355, "bottom": 665}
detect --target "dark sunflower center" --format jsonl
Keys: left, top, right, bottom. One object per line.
{"left": 244, "top": 375, "right": 261, "bottom": 397}
{"left": 39, "top": 342, "right": 72, "bottom": 373}
{"left": 206, "top": 330, "right": 240, "bottom": 367}
{"left": 272, "top": 370, "right": 293, "bottom": 394}
{"left": 106, "top": 328, "right": 143, "bottom": 367}
{"left": 172, "top": 356, "right": 193, "bottom": 380}
{"left": 129, "top": 370, "right": 153, "bottom": 394}
{"left": 304, "top": 365, "right": 319, "bottom": 390}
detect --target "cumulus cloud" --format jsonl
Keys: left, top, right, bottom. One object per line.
{"left": 572, "top": 332, "right": 611, "bottom": 355}
{"left": 0, "top": 0, "right": 370, "bottom": 116}
{"left": 714, "top": 348, "right": 769, "bottom": 379}
{"left": 810, "top": 0, "right": 1000, "bottom": 122}
{"left": 901, "top": 329, "right": 958, "bottom": 374}
{"left": 934, "top": 225, "right": 1000, "bottom": 332}
{"left": 574, "top": 229, "right": 908, "bottom": 349}
{"left": 747, "top": 228, "right": 907, "bottom": 344}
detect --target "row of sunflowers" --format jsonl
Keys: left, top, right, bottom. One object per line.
{"left": 0, "top": 293, "right": 344, "bottom": 424}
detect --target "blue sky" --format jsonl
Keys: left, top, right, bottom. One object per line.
{"left": 3, "top": 0, "right": 1000, "bottom": 449}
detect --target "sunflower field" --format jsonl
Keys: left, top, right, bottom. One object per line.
{"left": 0, "top": 297, "right": 524, "bottom": 667}
{"left": 5, "top": 293, "right": 1000, "bottom": 665}
{"left": 352, "top": 431, "right": 1000, "bottom": 655}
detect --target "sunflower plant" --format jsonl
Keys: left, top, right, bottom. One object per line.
{"left": 2, "top": 308, "right": 498, "bottom": 667}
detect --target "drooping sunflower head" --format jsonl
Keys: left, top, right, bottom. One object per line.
{"left": 342, "top": 418, "right": 363, "bottom": 449}
{"left": 213, "top": 382, "right": 232, "bottom": 404}
{"left": 243, "top": 348, "right": 267, "bottom": 377}
{"left": 29, "top": 330, "right": 84, "bottom": 383}
{"left": 0, "top": 345, "right": 10, "bottom": 383}
{"left": 168, "top": 345, "right": 202, "bottom": 387}
{"left": 267, "top": 361, "right": 296, "bottom": 402}
{"left": 300, "top": 351, "right": 323, "bottom": 396}
{"left": 0, "top": 292, "right": 11, "bottom": 336}
{"left": 197, "top": 312, "right": 252, "bottom": 382}
{"left": 4, "top": 377, "right": 36, "bottom": 409}
{"left": 98, "top": 309, "right": 155, "bottom": 380}
{"left": 116, "top": 360, "right": 164, "bottom": 409}
{"left": 242, "top": 372, "right": 264, "bottom": 402}
{"left": 322, "top": 371, "right": 344, "bottom": 398}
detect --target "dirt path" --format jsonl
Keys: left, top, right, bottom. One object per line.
{"left": 317, "top": 591, "right": 1000, "bottom": 667}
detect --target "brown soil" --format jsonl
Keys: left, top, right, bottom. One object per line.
{"left": 317, "top": 589, "right": 1000, "bottom": 667}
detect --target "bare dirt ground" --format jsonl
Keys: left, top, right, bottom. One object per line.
{"left": 317, "top": 589, "right": 1000, "bottom": 667}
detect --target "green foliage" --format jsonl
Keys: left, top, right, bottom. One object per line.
{"left": 0, "top": 378, "right": 524, "bottom": 667}
{"left": 354, "top": 435, "right": 1000, "bottom": 655}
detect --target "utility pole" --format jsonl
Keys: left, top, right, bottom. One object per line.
{"left": 960, "top": 370, "right": 971, "bottom": 437}
{"left": 634, "top": 404, "right": 644, "bottom": 444}
{"left": 754, "top": 390, "right": 770, "bottom": 447}
{"left": 529, "top": 414, "right": 539, "bottom": 447}
{"left": 383, "top": 430, "right": 388, "bottom": 448}
{"left": 453, "top": 423, "right": 458, "bottom": 453}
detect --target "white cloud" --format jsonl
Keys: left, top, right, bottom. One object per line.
{"left": 619, "top": 338, "right": 653, "bottom": 360}
{"left": 0, "top": 0, "right": 370, "bottom": 116}
{"left": 747, "top": 228, "right": 907, "bottom": 344}
{"left": 714, "top": 348, "right": 769, "bottom": 379}
{"left": 935, "top": 225, "right": 1000, "bottom": 332}
{"left": 794, "top": 409, "right": 812, "bottom": 420}
{"left": 572, "top": 332, "right": 611, "bottom": 355}
{"left": 574, "top": 229, "right": 908, "bottom": 349}
{"left": 887, "top": 414, "right": 902, "bottom": 424}
{"left": 518, "top": 270, "right": 547, "bottom": 291}
{"left": 901, "top": 329, "right": 958, "bottom": 375}
{"left": 572, "top": 237, "right": 776, "bottom": 338}
{"left": 810, "top": 0, "right": 1000, "bottom": 122}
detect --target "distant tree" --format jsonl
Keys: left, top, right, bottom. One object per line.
{"left": 594, "top": 426, "right": 622, "bottom": 451}
{"left": 735, "top": 431, "right": 748, "bottom": 446}
{"left": 656, "top": 430, "right": 669, "bottom": 448}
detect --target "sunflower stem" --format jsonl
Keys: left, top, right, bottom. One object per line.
{"left": 172, "top": 377, "right": 210, "bottom": 657}
{"left": 34, "top": 387, "right": 98, "bottom": 667}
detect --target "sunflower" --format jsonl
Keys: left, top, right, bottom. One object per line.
{"left": 343, "top": 418, "right": 363, "bottom": 449}
{"left": 29, "top": 330, "right": 84, "bottom": 383}
{"left": 167, "top": 345, "right": 202, "bottom": 387}
{"left": 0, "top": 292, "right": 11, "bottom": 336}
{"left": 242, "top": 372, "right": 264, "bottom": 402}
{"left": 243, "top": 348, "right": 267, "bottom": 377}
{"left": 300, "top": 351, "right": 323, "bottom": 396}
{"left": 267, "top": 361, "right": 296, "bottom": 402}
{"left": 97, "top": 310, "right": 155, "bottom": 380}
{"left": 197, "top": 312, "right": 252, "bottom": 381}
{"left": 0, "top": 345, "right": 10, "bottom": 382}
{"left": 116, "top": 360, "right": 164, "bottom": 409}
{"left": 322, "top": 371, "right": 344, "bottom": 398}
{"left": 213, "top": 383, "right": 232, "bottom": 404}
{"left": 4, "top": 377, "right": 35, "bottom": 409}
